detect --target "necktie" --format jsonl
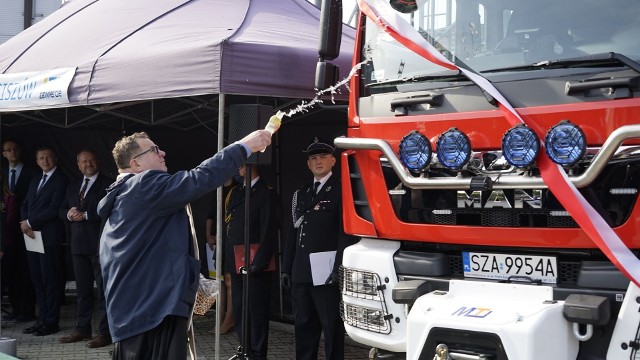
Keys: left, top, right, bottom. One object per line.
{"left": 37, "top": 174, "right": 48, "bottom": 193}
{"left": 9, "top": 169, "right": 16, "bottom": 193}
{"left": 312, "top": 181, "right": 321, "bottom": 199}
{"left": 78, "top": 178, "right": 90, "bottom": 210}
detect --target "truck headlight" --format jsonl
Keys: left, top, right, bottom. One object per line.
{"left": 399, "top": 130, "right": 432, "bottom": 172}
{"left": 343, "top": 303, "right": 392, "bottom": 333}
{"left": 343, "top": 267, "right": 382, "bottom": 300}
{"left": 436, "top": 128, "right": 471, "bottom": 170}
{"left": 545, "top": 121, "right": 586, "bottom": 166}
{"left": 502, "top": 124, "right": 540, "bottom": 168}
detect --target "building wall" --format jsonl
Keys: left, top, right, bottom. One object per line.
{"left": 0, "top": 0, "right": 63, "bottom": 45}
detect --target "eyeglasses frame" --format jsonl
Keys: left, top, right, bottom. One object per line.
{"left": 132, "top": 145, "right": 159, "bottom": 160}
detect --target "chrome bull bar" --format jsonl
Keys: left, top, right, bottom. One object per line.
{"left": 334, "top": 124, "right": 640, "bottom": 190}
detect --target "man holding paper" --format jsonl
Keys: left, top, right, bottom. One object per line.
{"left": 20, "top": 147, "right": 69, "bottom": 337}
{"left": 281, "top": 137, "right": 353, "bottom": 360}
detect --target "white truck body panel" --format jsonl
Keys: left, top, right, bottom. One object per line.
{"left": 407, "top": 280, "right": 578, "bottom": 359}
{"left": 341, "top": 238, "right": 406, "bottom": 352}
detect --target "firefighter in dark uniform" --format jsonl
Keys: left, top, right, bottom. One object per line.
{"left": 281, "top": 138, "right": 352, "bottom": 360}
{"left": 224, "top": 164, "right": 277, "bottom": 360}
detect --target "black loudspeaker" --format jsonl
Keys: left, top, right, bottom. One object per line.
{"left": 229, "top": 104, "right": 273, "bottom": 165}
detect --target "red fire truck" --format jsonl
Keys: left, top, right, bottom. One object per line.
{"left": 316, "top": 0, "right": 640, "bottom": 359}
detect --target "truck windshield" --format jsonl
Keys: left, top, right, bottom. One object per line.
{"left": 362, "top": 0, "right": 640, "bottom": 86}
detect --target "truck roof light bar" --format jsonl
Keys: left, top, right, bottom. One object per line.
{"left": 334, "top": 124, "right": 640, "bottom": 190}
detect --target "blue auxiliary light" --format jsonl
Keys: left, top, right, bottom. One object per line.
{"left": 502, "top": 125, "right": 540, "bottom": 168}
{"left": 436, "top": 128, "right": 471, "bottom": 170}
{"left": 544, "top": 121, "right": 586, "bottom": 166}
{"left": 399, "top": 131, "right": 432, "bottom": 172}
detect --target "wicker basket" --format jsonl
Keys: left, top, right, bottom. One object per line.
{"left": 193, "top": 276, "right": 219, "bottom": 315}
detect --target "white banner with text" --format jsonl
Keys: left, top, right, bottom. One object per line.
{"left": 0, "top": 67, "right": 75, "bottom": 111}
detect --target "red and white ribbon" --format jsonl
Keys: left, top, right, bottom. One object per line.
{"left": 358, "top": 0, "right": 640, "bottom": 287}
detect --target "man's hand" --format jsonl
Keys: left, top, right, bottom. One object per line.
{"left": 281, "top": 273, "right": 291, "bottom": 289}
{"left": 325, "top": 272, "right": 339, "bottom": 286}
{"left": 20, "top": 220, "right": 35, "bottom": 239}
{"left": 206, "top": 234, "right": 216, "bottom": 250}
{"left": 67, "top": 207, "right": 84, "bottom": 222}
{"left": 240, "top": 130, "right": 272, "bottom": 154}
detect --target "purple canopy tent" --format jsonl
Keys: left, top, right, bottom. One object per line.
{"left": 0, "top": 0, "right": 354, "bottom": 111}
{"left": 0, "top": 1, "right": 355, "bottom": 357}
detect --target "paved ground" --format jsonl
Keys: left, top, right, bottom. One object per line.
{"left": 0, "top": 289, "right": 372, "bottom": 360}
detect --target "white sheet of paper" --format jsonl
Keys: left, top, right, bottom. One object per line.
{"left": 206, "top": 245, "right": 216, "bottom": 278}
{"left": 309, "top": 250, "right": 336, "bottom": 286}
{"left": 23, "top": 231, "right": 45, "bottom": 253}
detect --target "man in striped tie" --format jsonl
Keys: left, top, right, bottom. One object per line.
{"left": 58, "top": 150, "right": 113, "bottom": 348}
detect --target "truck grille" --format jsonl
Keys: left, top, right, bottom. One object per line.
{"left": 373, "top": 159, "right": 639, "bottom": 228}
{"left": 433, "top": 209, "right": 578, "bottom": 227}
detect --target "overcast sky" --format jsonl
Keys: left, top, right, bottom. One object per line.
{"left": 343, "top": 0, "right": 359, "bottom": 26}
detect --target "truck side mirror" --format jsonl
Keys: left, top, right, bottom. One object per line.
{"left": 315, "top": 62, "right": 340, "bottom": 90}
{"left": 316, "top": 0, "right": 343, "bottom": 89}
{"left": 318, "top": 0, "right": 343, "bottom": 60}
{"left": 389, "top": 0, "right": 418, "bottom": 13}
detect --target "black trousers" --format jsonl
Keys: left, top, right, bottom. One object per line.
{"left": 26, "top": 244, "right": 61, "bottom": 326}
{"left": 112, "top": 315, "right": 188, "bottom": 360}
{"left": 72, "top": 253, "right": 109, "bottom": 336}
{"left": 231, "top": 271, "right": 272, "bottom": 360}
{"left": 290, "top": 282, "right": 344, "bottom": 360}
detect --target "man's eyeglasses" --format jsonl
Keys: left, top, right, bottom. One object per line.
{"left": 132, "top": 145, "right": 159, "bottom": 160}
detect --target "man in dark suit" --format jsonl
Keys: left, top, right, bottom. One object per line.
{"left": 224, "top": 164, "right": 277, "bottom": 360}
{"left": 281, "top": 138, "right": 352, "bottom": 360}
{"left": 58, "top": 150, "right": 113, "bottom": 348}
{"left": 20, "top": 146, "right": 69, "bottom": 336}
{"left": 1, "top": 139, "right": 37, "bottom": 322}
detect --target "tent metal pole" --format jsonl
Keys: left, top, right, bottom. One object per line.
{"left": 214, "top": 92, "right": 225, "bottom": 360}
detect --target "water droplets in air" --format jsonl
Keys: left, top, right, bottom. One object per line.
{"left": 277, "top": 59, "right": 369, "bottom": 120}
